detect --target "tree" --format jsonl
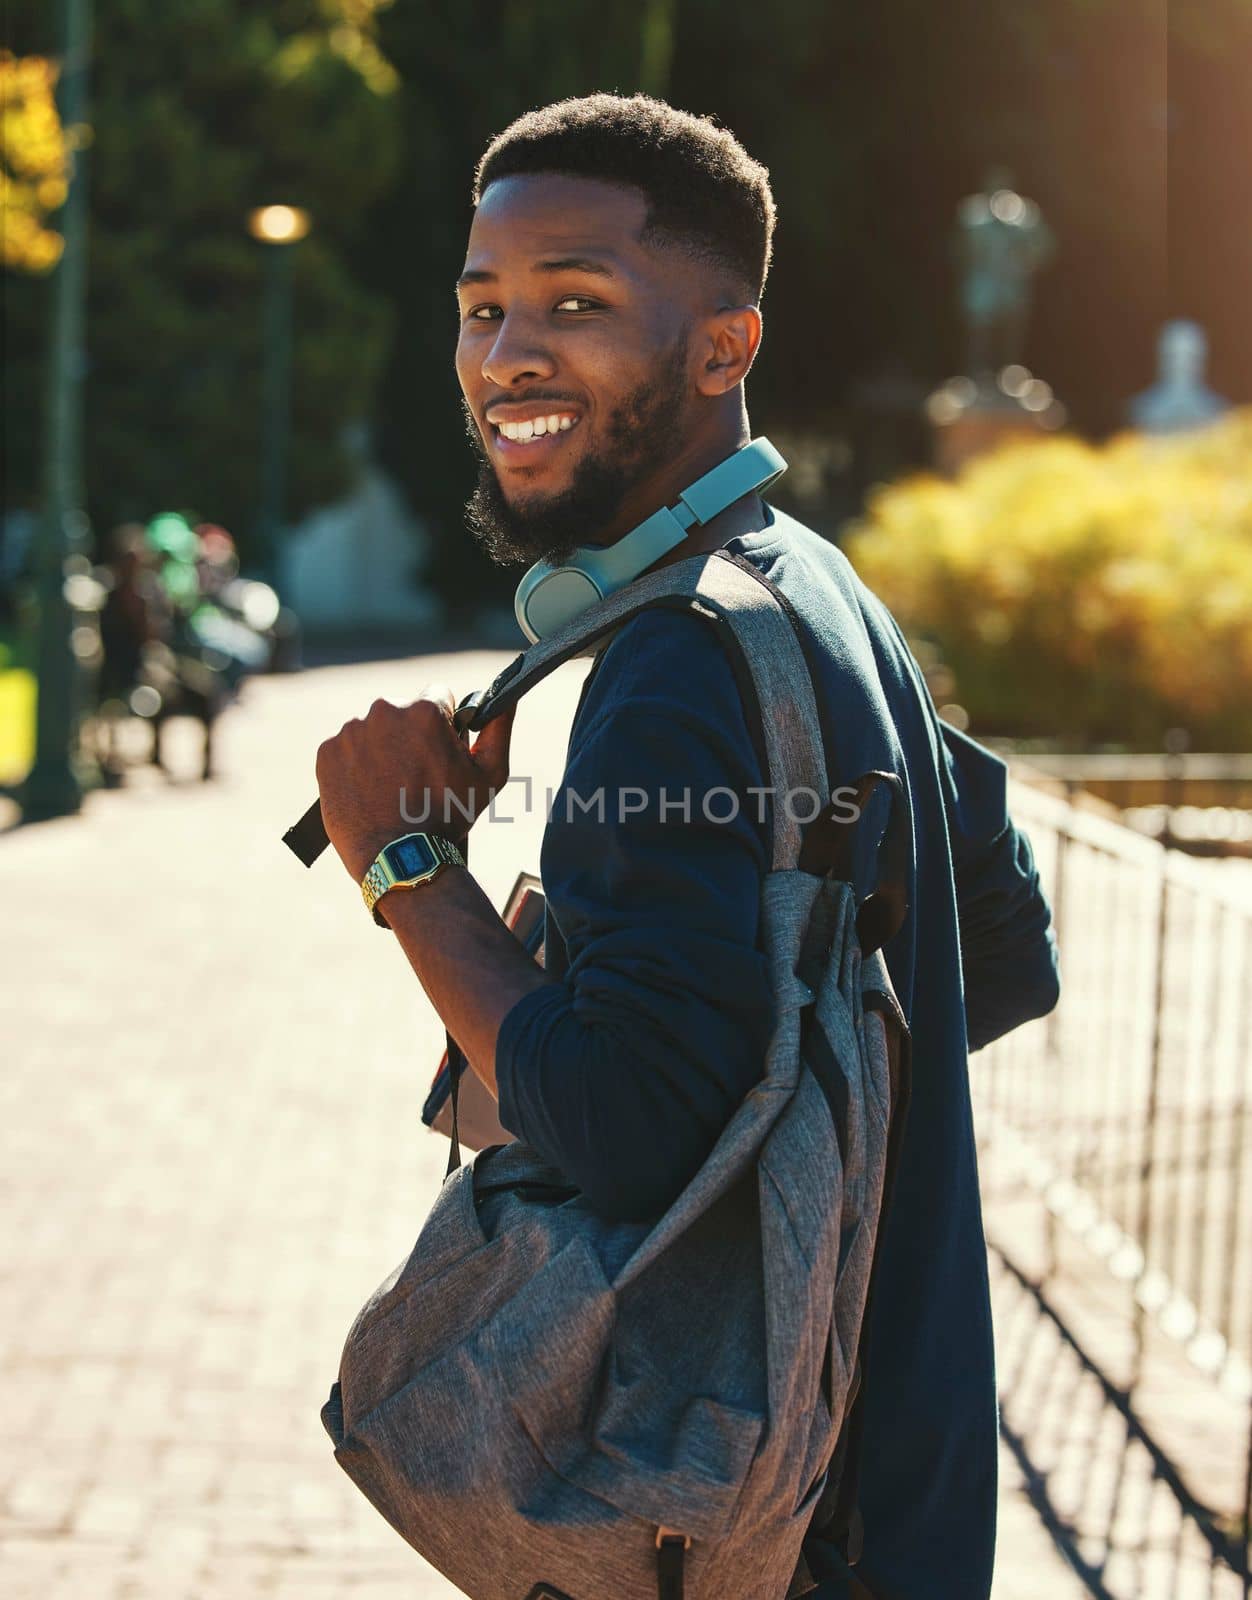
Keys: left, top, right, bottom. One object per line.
{"left": 3, "top": 0, "right": 402, "bottom": 563}
{"left": 0, "top": 51, "right": 72, "bottom": 274}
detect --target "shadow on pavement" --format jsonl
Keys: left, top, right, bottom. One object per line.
{"left": 991, "top": 1247, "right": 1249, "bottom": 1599}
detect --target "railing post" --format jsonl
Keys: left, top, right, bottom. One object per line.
{"left": 1041, "top": 816, "right": 1069, "bottom": 1284}
{"left": 1132, "top": 859, "right": 1170, "bottom": 1393}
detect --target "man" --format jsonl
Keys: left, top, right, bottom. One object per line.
{"left": 315, "top": 94, "right": 1060, "bottom": 1600}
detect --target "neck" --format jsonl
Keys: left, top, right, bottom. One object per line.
{"left": 591, "top": 410, "right": 753, "bottom": 549}
{"left": 649, "top": 412, "right": 771, "bottom": 570}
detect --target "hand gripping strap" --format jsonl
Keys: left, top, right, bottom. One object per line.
{"left": 285, "top": 549, "right": 828, "bottom": 869}
{"left": 458, "top": 549, "right": 830, "bottom": 872}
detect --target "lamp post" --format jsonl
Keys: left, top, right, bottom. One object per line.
{"left": 247, "top": 204, "right": 310, "bottom": 591}
{"left": 21, "top": 0, "right": 93, "bottom": 822}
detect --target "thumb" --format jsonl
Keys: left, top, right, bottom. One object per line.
{"left": 469, "top": 702, "right": 518, "bottom": 787}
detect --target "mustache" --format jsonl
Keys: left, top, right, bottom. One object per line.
{"left": 483, "top": 390, "right": 582, "bottom": 412}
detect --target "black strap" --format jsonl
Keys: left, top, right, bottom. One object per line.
{"left": 814, "top": 1388, "right": 867, "bottom": 1565}
{"left": 656, "top": 1534, "right": 687, "bottom": 1600}
{"left": 442, "top": 829, "right": 470, "bottom": 1179}
{"left": 852, "top": 774, "right": 910, "bottom": 956}
{"left": 444, "top": 1031, "right": 464, "bottom": 1178}
{"left": 440, "top": 700, "right": 480, "bottom": 1181}
{"left": 281, "top": 794, "right": 330, "bottom": 867}
{"left": 784, "top": 1550, "right": 820, "bottom": 1599}
{"left": 796, "top": 770, "right": 910, "bottom": 957}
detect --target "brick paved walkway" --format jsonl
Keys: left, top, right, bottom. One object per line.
{"left": 1, "top": 651, "right": 1091, "bottom": 1599}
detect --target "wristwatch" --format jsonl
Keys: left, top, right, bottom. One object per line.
{"left": 361, "top": 832, "right": 466, "bottom": 927}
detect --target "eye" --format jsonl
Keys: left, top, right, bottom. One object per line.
{"left": 554, "top": 295, "right": 600, "bottom": 313}
{"left": 465, "top": 304, "right": 502, "bottom": 321}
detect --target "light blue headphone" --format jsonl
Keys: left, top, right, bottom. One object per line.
{"left": 513, "top": 436, "right": 787, "bottom": 642}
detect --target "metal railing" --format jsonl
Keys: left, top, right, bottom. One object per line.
{"left": 973, "top": 780, "right": 1252, "bottom": 1593}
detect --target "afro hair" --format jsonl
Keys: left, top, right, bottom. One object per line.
{"left": 473, "top": 93, "right": 776, "bottom": 302}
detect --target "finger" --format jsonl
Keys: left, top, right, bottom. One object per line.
{"left": 469, "top": 703, "right": 518, "bottom": 785}
{"left": 414, "top": 681, "right": 457, "bottom": 721}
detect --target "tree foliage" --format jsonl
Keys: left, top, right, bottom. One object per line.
{"left": 5, "top": 0, "right": 1248, "bottom": 628}
{"left": 0, "top": 51, "right": 71, "bottom": 274}
{"left": 3, "top": 0, "right": 401, "bottom": 558}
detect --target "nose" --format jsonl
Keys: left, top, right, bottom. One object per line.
{"left": 479, "top": 311, "right": 558, "bottom": 390}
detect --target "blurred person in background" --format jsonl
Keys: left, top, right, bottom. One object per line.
{"left": 96, "top": 523, "right": 171, "bottom": 780}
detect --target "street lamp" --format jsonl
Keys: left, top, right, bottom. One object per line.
{"left": 247, "top": 204, "right": 311, "bottom": 590}
{"left": 21, "top": 0, "right": 94, "bottom": 822}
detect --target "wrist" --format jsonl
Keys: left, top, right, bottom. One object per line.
{"left": 347, "top": 825, "right": 462, "bottom": 883}
{"left": 375, "top": 856, "right": 467, "bottom": 929}
{"left": 360, "top": 830, "right": 467, "bottom": 927}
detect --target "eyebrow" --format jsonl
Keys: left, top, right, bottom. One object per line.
{"left": 455, "top": 256, "right": 617, "bottom": 290}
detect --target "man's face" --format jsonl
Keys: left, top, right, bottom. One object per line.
{"left": 455, "top": 173, "right": 701, "bottom": 567}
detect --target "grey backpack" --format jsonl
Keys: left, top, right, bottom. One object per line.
{"left": 321, "top": 550, "right": 911, "bottom": 1600}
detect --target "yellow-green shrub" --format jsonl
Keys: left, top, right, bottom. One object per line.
{"left": 842, "top": 409, "right": 1252, "bottom": 749}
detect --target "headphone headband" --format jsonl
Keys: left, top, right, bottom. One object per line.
{"left": 514, "top": 437, "right": 787, "bottom": 643}
{"left": 677, "top": 436, "right": 786, "bottom": 526}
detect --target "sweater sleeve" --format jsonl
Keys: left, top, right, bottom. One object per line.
{"left": 940, "top": 720, "right": 1061, "bottom": 1050}
{"left": 494, "top": 610, "right": 774, "bottom": 1222}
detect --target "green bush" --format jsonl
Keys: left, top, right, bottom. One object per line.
{"left": 842, "top": 409, "right": 1252, "bottom": 750}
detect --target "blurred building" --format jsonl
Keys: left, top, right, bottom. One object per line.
{"left": 282, "top": 423, "right": 442, "bottom": 636}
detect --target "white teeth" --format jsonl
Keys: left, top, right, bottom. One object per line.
{"left": 495, "top": 414, "right": 577, "bottom": 442}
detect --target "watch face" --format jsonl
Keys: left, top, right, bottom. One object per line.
{"left": 388, "top": 835, "right": 437, "bottom": 879}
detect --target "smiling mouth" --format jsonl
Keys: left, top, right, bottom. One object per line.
{"left": 489, "top": 412, "right": 581, "bottom": 450}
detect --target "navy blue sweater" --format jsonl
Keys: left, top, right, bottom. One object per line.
{"left": 495, "top": 506, "right": 1060, "bottom": 1600}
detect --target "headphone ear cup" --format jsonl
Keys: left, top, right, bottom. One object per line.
{"left": 516, "top": 565, "right": 604, "bottom": 642}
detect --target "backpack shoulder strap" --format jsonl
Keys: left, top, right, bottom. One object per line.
{"left": 457, "top": 549, "right": 830, "bottom": 871}
{"left": 280, "top": 548, "right": 827, "bottom": 872}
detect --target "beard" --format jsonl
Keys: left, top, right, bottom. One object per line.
{"left": 462, "top": 331, "right": 690, "bottom": 568}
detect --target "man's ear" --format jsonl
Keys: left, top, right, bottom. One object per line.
{"left": 695, "top": 304, "right": 763, "bottom": 397}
